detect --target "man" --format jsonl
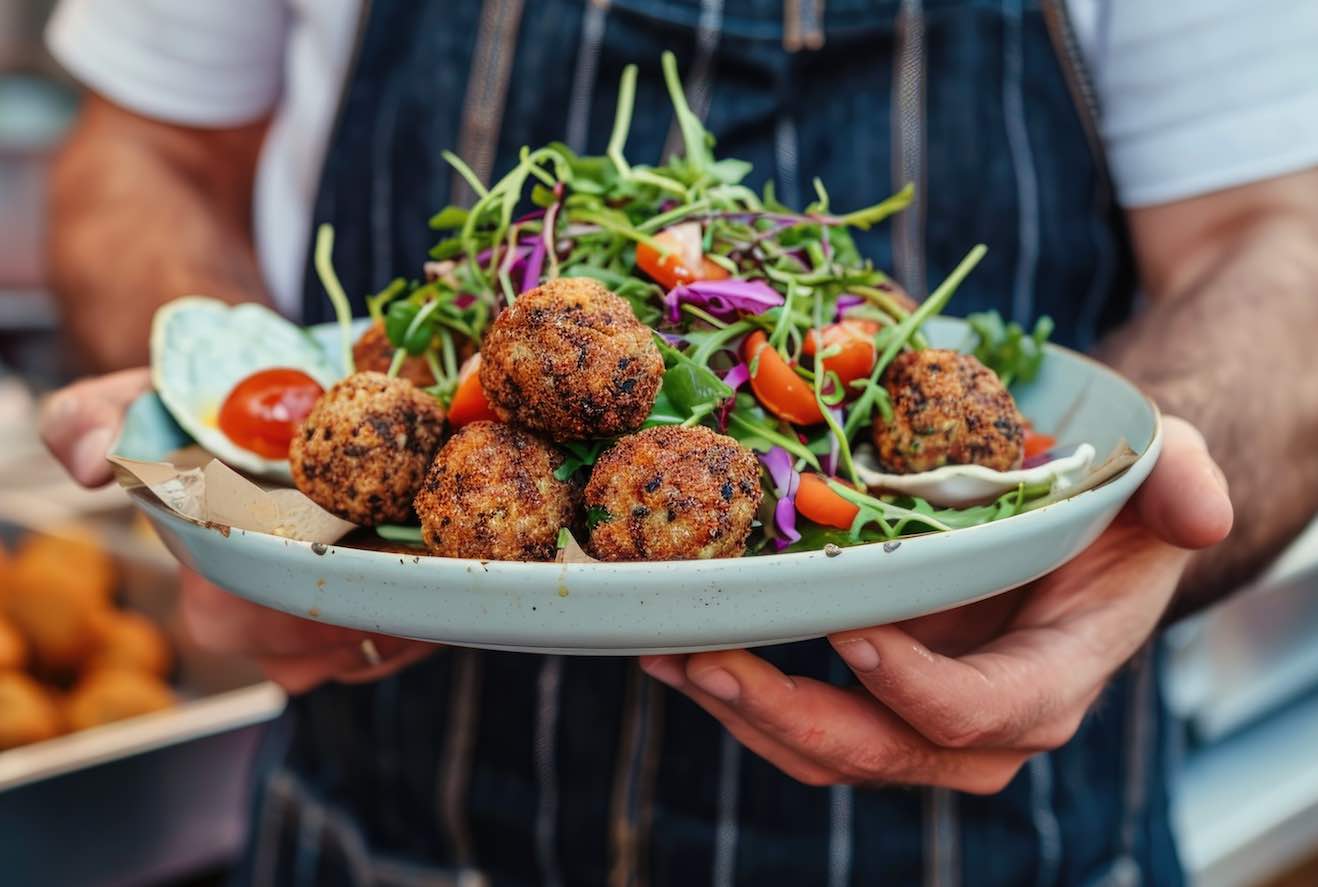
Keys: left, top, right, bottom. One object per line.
{"left": 37, "top": 1, "right": 1318, "bottom": 884}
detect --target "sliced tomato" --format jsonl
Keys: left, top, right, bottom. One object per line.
{"left": 795, "top": 473, "right": 860, "bottom": 529}
{"left": 448, "top": 354, "right": 501, "bottom": 427}
{"left": 1023, "top": 429, "right": 1056, "bottom": 461}
{"left": 218, "top": 368, "right": 324, "bottom": 459}
{"left": 741, "top": 330, "right": 825, "bottom": 426}
{"left": 803, "top": 319, "right": 881, "bottom": 393}
{"left": 635, "top": 222, "right": 730, "bottom": 290}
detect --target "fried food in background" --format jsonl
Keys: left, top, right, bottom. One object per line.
{"left": 352, "top": 320, "right": 437, "bottom": 387}
{"left": 0, "top": 527, "right": 179, "bottom": 751}
{"left": 479, "top": 278, "right": 664, "bottom": 441}
{"left": 0, "top": 618, "right": 28, "bottom": 671}
{"left": 873, "top": 349, "right": 1025, "bottom": 474}
{"left": 63, "top": 668, "right": 175, "bottom": 732}
{"left": 289, "top": 371, "right": 448, "bottom": 526}
{"left": 0, "top": 671, "right": 64, "bottom": 750}
{"left": 585, "top": 425, "right": 762, "bottom": 561}
{"left": 4, "top": 570, "right": 102, "bottom": 674}
{"left": 86, "top": 610, "right": 172, "bottom": 678}
{"left": 10, "top": 528, "right": 116, "bottom": 606}
{"left": 414, "top": 421, "right": 577, "bottom": 561}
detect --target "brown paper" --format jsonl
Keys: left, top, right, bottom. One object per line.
{"left": 109, "top": 450, "right": 355, "bottom": 544}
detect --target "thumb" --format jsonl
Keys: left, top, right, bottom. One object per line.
{"left": 1135, "top": 415, "right": 1233, "bottom": 550}
{"left": 39, "top": 368, "right": 153, "bottom": 487}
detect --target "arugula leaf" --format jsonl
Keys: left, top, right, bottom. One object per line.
{"left": 555, "top": 439, "right": 612, "bottom": 481}
{"left": 645, "top": 338, "right": 733, "bottom": 426}
{"left": 586, "top": 505, "right": 613, "bottom": 529}
{"left": 966, "top": 310, "right": 1054, "bottom": 388}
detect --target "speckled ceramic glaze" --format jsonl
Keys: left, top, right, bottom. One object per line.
{"left": 115, "top": 318, "right": 1161, "bottom": 655}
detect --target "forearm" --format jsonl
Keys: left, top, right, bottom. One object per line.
{"left": 47, "top": 96, "right": 269, "bottom": 372}
{"left": 1103, "top": 212, "right": 1318, "bottom": 613}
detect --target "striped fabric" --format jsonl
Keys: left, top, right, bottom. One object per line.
{"left": 282, "top": 2, "right": 1179, "bottom": 885}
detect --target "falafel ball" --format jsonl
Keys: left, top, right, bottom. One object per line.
{"left": 584, "top": 425, "right": 762, "bottom": 561}
{"left": 86, "top": 610, "right": 173, "bottom": 678}
{"left": 0, "top": 671, "right": 63, "bottom": 749}
{"left": 63, "top": 668, "right": 175, "bottom": 732}
{"left": 290, "top": 371, "right": 446, "bottom": 526}
{"left": 479, "top": 277, "right": 663, "bottom": 441}
{"left": 0, "top": 618, "right": 27, "bottom": 671}
{"left": 352, "top": 320, "right": 437, "bottom": 387}
{"left": 413, "top": 421, "right": 577, "bottom": 561}
{"left": 873, "top": 349, "right": 1025, "bottom": 474}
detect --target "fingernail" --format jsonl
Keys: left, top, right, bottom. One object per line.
{"left": 1208, "top": 462, "right": 1229, "bottom": 497}
{"left": 690, "top": 667, "right": 741, "bottom": 702}
{"left": 71, "top": 427, "right": 114, "bottom": 484}
{"left": 640, "top": 656, "right": 685, "bottom": 687}
{"left": 835, "top": 638, "right": 880, "bottom": 672}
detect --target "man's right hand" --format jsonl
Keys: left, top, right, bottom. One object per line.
{"left": 39, "top": 370, "right": 437, "bottom": 693}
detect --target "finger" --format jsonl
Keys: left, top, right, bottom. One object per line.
{"left": 1136, "top": 416, "right": 1233, "bottom": 550}
{"left": 39, "top": 368, "right": 153, "bottom": 487}
{"left": 259, "top": 637, "right": 435, "bottom": 694}
{"left": 833, "top": 605, "right": 1131, "bottom": 752}
{"left": 178, "top": 569, "right": 368, "bottom": 658}
{"left": 648, "top": 651, "right": 1026, "bottom": 794}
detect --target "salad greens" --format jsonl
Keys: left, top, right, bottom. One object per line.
{"left": 332, "top": 52, "right": 1061, "bottom": 555}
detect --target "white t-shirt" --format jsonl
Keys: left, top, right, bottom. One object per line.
{"left": 47, "top": 0, "right": 1318, "bottom": 317}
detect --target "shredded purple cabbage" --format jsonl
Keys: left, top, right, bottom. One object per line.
{"left": 663, "top": 278, "right": 784, "bottom": 324}
{"left": 758, "top": 447, "right": 801, "bottom": 550}
{"left": 819, "top": 407, "right": 846, "bottom": 476}
{"left": 721, "top": 362, "right": 750, "bottom": 391}
{"left": 834, "top": 294, "right": 864, "bottom": 321}
{"left": 521, "top": 238, "right": 547, "bottom": 293}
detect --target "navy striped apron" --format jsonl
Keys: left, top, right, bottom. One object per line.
{"left": 262, "top": 2, "right": 1181, "bottom": 885}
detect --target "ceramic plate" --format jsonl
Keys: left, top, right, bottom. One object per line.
{"left": 113, "top": 318, "right": 1161, "bottom": 655}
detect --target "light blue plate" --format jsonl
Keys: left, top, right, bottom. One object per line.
{"left": 114, "top": 317, "right": 1161, "bottom": 655}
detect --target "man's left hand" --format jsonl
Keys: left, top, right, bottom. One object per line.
{"left": 640, "top": 417, "right": 1232, "bottom": 793}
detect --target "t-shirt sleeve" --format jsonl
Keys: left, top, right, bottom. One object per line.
{"left": 46, "top": 0, "right": 290, "bottom": 127}
{"left": 1091, "top": 0, "right": 1318, "bottom": 207}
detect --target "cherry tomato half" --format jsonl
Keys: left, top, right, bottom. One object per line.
{"left": 795, "top": 473, "right": 860, "bottom": 529}
{"left": 742, "top": 330, "right": 825, "bottom": 426}
{"left": 1023, "top": 429, "right": 1056, "bottom": 461}
{"left": 803, "top": 319, "right": 881, "bottom": 394}
{"left": 218, "top": 368, "right": 324, "bottom": 459}
{"left": 448, "top": 354, "right": 501, "bottom": 427}
{"left": 635, "top": 222, "right": 730, "bottom": 291}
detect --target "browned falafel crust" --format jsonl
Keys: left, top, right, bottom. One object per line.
{"left": 478, "top": 277, "right": 664, "bottom": 441}
{"left": 290, "top": 371, "right": 446, "bottom": 526}
{"left": 872, "top": 349, "right": 1024, "bottom": 474}
{"left": 584, "top": 425, "right": 762, "bottom": 561}
{"left": 413, "top": 421, "right": 577, "bottom": 561}
{"left": 352, "top": 320, "right": 436, "bottom": 387}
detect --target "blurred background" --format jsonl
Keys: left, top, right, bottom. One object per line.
{"left": 1, "top": 2, "right": 1316, "bottom": 886}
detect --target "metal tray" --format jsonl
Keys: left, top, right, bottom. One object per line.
{"left": 0, "top": 511, "right": 286, "bottom": 886}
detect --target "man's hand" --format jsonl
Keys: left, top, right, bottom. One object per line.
{"left": 640, "top": 417, "right": 1232, "bottom": 792}
{"left": 40, "top": 371, "right": 437, "bottom": 693}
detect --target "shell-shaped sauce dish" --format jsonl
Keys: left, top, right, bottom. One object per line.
{"left": 855, "top": 444, "right": 1097, "bottom": 508}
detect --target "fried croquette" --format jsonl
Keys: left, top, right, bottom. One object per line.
{"left": 584, "top": 425, "right": 762, "bottom": 561}
{"left": 0, "top": 619, "right": 27, "bottom": 671}
{"left": 64, "top": 668, "right": 175, "bottom": 732}
{"left": 0, "top": 671, "right": 63, "bottom": 749}
{"left": 479, "top": 277, "right": 663, "bottom": 441}
{"left": 86, "top": 610, "right": 172, "bottom": 678}
{"left": 4, "top": 571, "right": 102, "bottom": 674}
{"left": 413, "top": 422, "right": 576, "bottom": 561}
{"left": 352, "top": 320, "right": 437, "bottom": 387}
{"left": 873, "top": 349, "right": 1024, "bottom": 474}
{"left": 290, "top": 371, "right": 447, "bottom": 526}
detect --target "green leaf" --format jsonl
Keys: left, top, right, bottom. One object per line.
{"left": 586, "top": 505, "right": 613, "bottom": 530}
{"left": 429, "top": 205, "right": 470, "bottom": 231}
